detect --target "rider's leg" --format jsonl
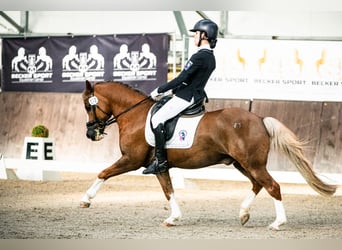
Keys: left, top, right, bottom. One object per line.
{"left": 151, "top": 96, "right": 194, "bottom": 130}
{"left": 143, "top": 96, "right": 194, "bottom": 175}
{"left": 143, "top": 123, "right": 168, "bottom": 174}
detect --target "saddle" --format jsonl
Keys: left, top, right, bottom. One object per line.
{"left": 150, "top": 96, "right": 205, "bottom": 141}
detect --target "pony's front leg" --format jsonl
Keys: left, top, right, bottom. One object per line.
{"left": 164, "top": 193, "right": 182, "bottom": 226}
{"left": 268, "top": 198, "right": 287, "bottom": 230}
{"left": 80, "top": 178, "right": 105, "bottom": 207}
{"left": 156, "top": 172, "right": 182, "bottom": 226}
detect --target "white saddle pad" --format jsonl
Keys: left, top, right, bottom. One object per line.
{"left": 145, "top": 108, "right": 204, "bottom": 149}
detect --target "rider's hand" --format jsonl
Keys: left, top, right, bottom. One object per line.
{"left": 150, "top": 88, "right": 160, "bottom": 100}
{"left": 163, "top": 89, "right": 173, "bottom": 96}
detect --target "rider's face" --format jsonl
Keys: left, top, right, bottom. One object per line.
{"left": 194, "top": 31, "right": 207, "bottom": 46}
{"left": 194, "top": 31, "right": 201, "bottom": 46}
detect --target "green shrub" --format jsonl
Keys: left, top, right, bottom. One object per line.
{"left": 31, "top": 125, "right": 49, "bottom": 138}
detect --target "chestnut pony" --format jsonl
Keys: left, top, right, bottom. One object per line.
{"left": 80, "top": 80, "right": 336, "bottom": 230}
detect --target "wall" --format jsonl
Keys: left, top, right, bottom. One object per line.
{"left": 250, "top": 100, "right": 342, "bottom": 173}
{"left": 1, "top": 92, "right": 341, "bottom": 173}
{"left": 0, "top": 92, "right": 121, "bottom": 164}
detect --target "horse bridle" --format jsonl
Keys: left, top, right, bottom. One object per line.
{"left": 85, "top": 90, "right": 150, "bottom": 133}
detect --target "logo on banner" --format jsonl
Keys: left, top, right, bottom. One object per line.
{"left": 62, "top": 45, "right": 105, "bottom": 82}
{"left": 10, "top": 47, "right": 53, "bottom": 83}
{"left": 113, "top": 43, "right": 157, "bottom": 81}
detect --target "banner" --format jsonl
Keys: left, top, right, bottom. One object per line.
{"left": 1, "top": 34, "right": 168, "bottom": 94}
{"left": 192, "top": 38, "right": 342, "bottom": 102}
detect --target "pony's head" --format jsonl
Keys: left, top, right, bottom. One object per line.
{"left": 82, "top": 80, "right": 112, "bottom": 141}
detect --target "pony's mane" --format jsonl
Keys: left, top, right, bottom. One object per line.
{"left": 95, "top": 81, "right": 148, "bottom": 97}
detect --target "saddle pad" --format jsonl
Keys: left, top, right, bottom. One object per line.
{"left": 145, "top": 108, "right": 204, "bottom": 149}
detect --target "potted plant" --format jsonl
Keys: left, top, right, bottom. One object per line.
{"left": 31, "top": 125, "right": 49, "bottom": 138}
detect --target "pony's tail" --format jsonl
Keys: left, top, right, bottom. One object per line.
{"left": 263, "top": 117, "right": 337, "bottom": 196}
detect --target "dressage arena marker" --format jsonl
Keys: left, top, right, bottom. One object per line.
{"left": 0, "top": 154, "right": 17, "bottom": 180}
{"left": 0, "top": 154, "right": 8, "bottom": 179}
{"left": 9, "top": 137, "right": 61, "bottom": 181}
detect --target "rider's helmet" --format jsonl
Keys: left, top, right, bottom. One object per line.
{"left": 190, "top": 19, "right": 218, "bottom": 49}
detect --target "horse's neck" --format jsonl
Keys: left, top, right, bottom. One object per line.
{"left": 104, "top": 85, "right": 151, "bottom": 116}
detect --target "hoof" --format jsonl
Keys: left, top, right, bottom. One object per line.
{"left": 240, "top": 213, "right": 250, "bottom": 226}
{"left": 268, "top": 219, "right": 286, "bottom": 231}
{"left": 80, "top": 201, "right": 91, "bottom": 208}
{"left": 268, "top": 224, "right": 280, "bottom": 231}
{"left": 163, "top": 221, "right": 176, "bottom": 227}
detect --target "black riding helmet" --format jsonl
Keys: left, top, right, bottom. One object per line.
{"left": 190, "top": 19, "right": 218, "bottom": 49}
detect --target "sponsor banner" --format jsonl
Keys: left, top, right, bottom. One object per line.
{"left": 189, "top": 38, "right": 342, "bottom": 102}
{"left": 1, "top": 34, "right": 168, "bottom": 93}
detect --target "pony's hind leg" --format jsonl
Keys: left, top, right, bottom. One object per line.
{"left": 250, "top": 168, "right": 287, "bottom": 230}
{"left": 234, "top": 161, "right": 287, "bottom": 230}
{"left": 156, "top": 171, "right": 182, "bottom": 226}
{"left": 233, "top": 162, "right": 263, "bottom": 226}
{"left": 269, "top": 198, "right": 287, "bottom": 231}
{"left": 239, "top": 191, "right": 256, "bottom": 225}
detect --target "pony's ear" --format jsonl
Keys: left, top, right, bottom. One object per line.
{"left": 85, "top": 80, "right": 93, "bottom": 94}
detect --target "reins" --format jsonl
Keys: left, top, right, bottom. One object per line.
{"left": 105, "top": 96, "right": 151, "bottom": 126}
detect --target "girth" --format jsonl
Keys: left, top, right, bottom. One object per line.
{"left": 150, "top": 96, "right": 205, "bottom": 141}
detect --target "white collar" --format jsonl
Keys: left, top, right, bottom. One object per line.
{"left": 198, "top": 44, "right": 211, "bottom": 51}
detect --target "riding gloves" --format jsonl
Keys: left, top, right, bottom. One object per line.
{"left": 150, "top": 88, "right": 160, "bottom": 100}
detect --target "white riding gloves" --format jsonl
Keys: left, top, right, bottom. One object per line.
{"left": 150, "top": 88, "right": 160, "bottom": 100}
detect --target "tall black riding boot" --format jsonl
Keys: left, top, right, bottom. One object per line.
{"left": 143, "top": 123, "right": 168, "bottom": 175}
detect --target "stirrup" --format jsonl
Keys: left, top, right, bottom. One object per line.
{"left": 143, "top": 159, "right": 168, "bottom": 175}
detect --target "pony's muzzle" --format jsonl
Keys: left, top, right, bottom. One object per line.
{"left": 86, "top": 128, "right": 104, "bottom": 141}
{"left": 86, "top": 128, "right": 97, "bottom": 141}
{"left": 86, "top": 122, "right": 105, "bottom": 141}
{"left": 86, "top": 121, "right": 104, "bottom": 141}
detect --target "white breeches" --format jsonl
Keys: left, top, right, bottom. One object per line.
{"left": 151, "top": 96, "right": 194, "bottom": 129}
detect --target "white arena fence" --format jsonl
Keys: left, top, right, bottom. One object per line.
{"left": 1, "top": 155, "right": 341, "bottom": 188}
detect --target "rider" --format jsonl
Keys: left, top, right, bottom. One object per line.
{"left": 143, "top": 19, "right": 218, "bottom": 175}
